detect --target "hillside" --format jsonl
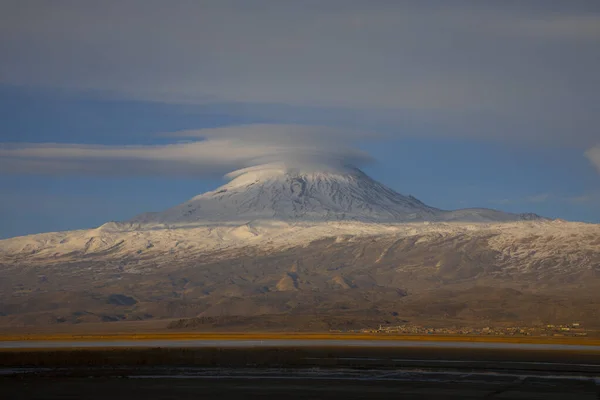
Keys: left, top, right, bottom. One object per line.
{"left": 0, "top": 164, "right": 596, "bottom": 331}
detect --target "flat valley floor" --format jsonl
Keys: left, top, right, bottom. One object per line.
{"left": 2, "top": 341, "right": 600, "bottom": 399}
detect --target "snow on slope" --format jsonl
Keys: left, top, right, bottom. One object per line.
{"left": 1, "top": 220, "right": 598, "bottom": 278}
{"left": 0, "top": 163, "right": 548, "bottom": 263}
{"left": 0, "top": 220, "right": 425, "bottom": 263}
{"left": 130, "top": 163, "right": 538, "bottom": 227}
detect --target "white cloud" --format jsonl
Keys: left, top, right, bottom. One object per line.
{"left": 586, "top": 146, "right": 600, "bottom": 174}
{"left": 163, "top": 124, "right": 378, "bottom": 144}
{"left": 0, "top": 124, "right": 372, "bottom": 177}
{"left": 1, "top": 1, "right": 599, "bottom": 146}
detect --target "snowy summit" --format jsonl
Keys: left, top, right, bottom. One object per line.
{"left": 130, "top": 163, "right": 541, "bottom": 226}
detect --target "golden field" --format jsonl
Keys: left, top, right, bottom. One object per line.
{"left": 1, "top": 331, "right": 600, "bottom": 347}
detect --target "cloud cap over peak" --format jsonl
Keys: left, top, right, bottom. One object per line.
{"left": 0, "top": 124, "right": 373, "bottom": 178}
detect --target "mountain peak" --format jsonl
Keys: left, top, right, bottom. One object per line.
{"left": 219, "top": 163, "right": 361, "bottom": 190}
{"left": 129, "top": 163, "right": 542, "bottom": 226}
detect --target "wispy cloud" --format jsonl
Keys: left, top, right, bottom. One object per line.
{"left": 490, "top": 193, "right": 551, "bottom": 205}
{"left": 568, "top": 191, "right": 600, "bottom": 205}
{"left": 524, "top": 193, "right": 550, "bottom": 203}
{"left": 490, "top": 198, "right": 515, "bottom": 206}
{"left": 585, "top": 146, "right": 600, "bottom": 174}
{"left": 492, "top": 191, "right": 599, "bottom": 207}
{"left": 0, "top": 124, "right": 372, "bottom": 177}
{"left": 163, "top": 124, "right": 378, "bottom": 144}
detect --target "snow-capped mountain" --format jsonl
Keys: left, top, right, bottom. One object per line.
{"left": 3, "top": 163, "right": 600, "bottom": 331}
{"left": 0, "top": 162, "right": 543, "bottom": 264}
{"left": 130, "top": 163, "right": 540, "bottom": 226}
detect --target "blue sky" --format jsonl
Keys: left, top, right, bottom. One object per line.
{"left": 1, "top": 1, "right": 599, "bottom": 238}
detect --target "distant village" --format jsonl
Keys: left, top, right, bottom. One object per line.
{"left": 337, "top": 322, "right": 588, "bottom": 337}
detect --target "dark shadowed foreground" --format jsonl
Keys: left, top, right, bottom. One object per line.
{"left": 2, "top": 345, "right": 600, "bottom": 399}
{"left": 3, "top": 375, "right": 598, "bottom": 400}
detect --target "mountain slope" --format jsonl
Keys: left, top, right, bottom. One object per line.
{"left": 0, "top": 163, "right": 544, "bottom": 265}
{"left": 3, "top": 163, "right": 573, "bottom": 330}
{"left": 130, "top": 164, "right": 538, "bottom": 226}
{"left": 2, "top": 219, "right": 600, "bottom": 329}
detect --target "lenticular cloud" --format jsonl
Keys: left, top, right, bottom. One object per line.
{"left": 0, "top": 124, "right": 373, "bottom": 177}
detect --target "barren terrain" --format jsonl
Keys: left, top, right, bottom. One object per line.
{"left": 1, "top": 220, "right": 599, "bottom": 331}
